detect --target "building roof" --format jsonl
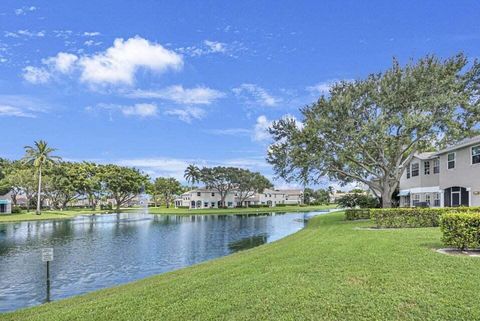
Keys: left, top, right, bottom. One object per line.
{"left": 435, "top": 136, "right": 480, "bottom": 155}
{"left": 414, "top": 152, "right": 437, "bottom": 160}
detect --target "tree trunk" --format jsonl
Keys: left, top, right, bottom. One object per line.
{"left": 381, "top": 188, "right": 393, "bottom": 208}
{"left": 116, "top": 200, "right": 121, "bottom": 212}
{"left": 36, "top": 166, "right": 42, "bottom": 215}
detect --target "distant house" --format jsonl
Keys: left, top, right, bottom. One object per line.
{"left": 399, "top": 136, "right": 480, "bottom": 207}
{"left": 0, "top": 192, "right": 12, "bottom": 214}
{"left": 174, "top": 188, "right": 304, "bottom": 209}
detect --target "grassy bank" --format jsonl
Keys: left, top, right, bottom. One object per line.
{"left": 0, "top": 205, "right": 334, "bottom": 223}
{"left": 3, "top": 211, "right": 480, "bottom": 320}
{"left": 0, "top": 209, "right": 110, "bottom": 223}
{"left": 144, "top": 204, "right": 336, "bottom": 215}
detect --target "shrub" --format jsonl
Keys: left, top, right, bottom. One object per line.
{"left": 100, "top": 203, "right": 113, "bottom": 210}
{"left": 248, "top": 204, "right": 270, "bottom": 208}
{"left": 336, "top": 193, "right": 379, "bottom": 209}
{"left": 441, "top": 212, "right": 480, "bottom": 250}
{"left": 176, "top": 206, "right": 190, "bottom": 209}
{"left": 345, "top": 209, "right": 370, "bottom": 220}
{"left": 11, "top": 206, "right": 22, "bottom": 214}
{"left": 275, "top": 204, "right": 288, "bottom": 207}
{"left": 371, "top": 208, "right": 465, "bottom": 228}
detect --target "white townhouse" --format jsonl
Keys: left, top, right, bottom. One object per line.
{"left": 398, "top": 136, "right": 480, "bottom": 208}
{"left": 0, "top": 192, "right": 12, "bottom": 214}
{"left": 174, "top": 188, "right": 304, "bottom": 209}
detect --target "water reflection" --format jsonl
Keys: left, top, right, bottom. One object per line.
{"left": 0, "top": 212, "right": 309, "bottom": 312}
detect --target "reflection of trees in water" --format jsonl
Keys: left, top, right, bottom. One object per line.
{"left": 228, "top": 234, "right": 268, "bottom": 252}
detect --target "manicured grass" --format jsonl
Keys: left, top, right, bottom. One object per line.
{"left": 0, "top": 209, "right": 109, "bottom": 223}
{"left": 3, "top": 211, "right": 480, "bottom": 320}
{"left": 144, "top": 204, "right": 336, "bottom": 215}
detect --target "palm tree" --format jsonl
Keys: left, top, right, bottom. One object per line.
{"left": 23, "top": 140, "right": 61, "bottom": 215}
{"left": 184, "top": 164, "right": 200, "bottom": 189}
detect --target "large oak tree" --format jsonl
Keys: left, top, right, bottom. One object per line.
{"left": 268, "top": 54, "right": 480, "bottom": 207}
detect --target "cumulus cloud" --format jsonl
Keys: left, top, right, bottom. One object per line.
{"left": 43, "top": 52, "right": 78, "bottom": 73}
{"left": 233, "top": 84, "right": 280, "bottom": 107}
{"left": 164, "top": 107, "right": 205, "bottom": 123}
{"left": 253, "top": 115, "right": 272, "bottom": 141}
{"left": 127, "top": 85, "right": 225, "bottom": 105}
{"left": 79, "top": 36, "right": 183, "bottom": 86}
{"left": 22, "top": 36, "right": 183, "bottom": 87}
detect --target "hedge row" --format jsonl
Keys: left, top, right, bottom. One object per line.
{"left": 370, "top": 207, "right": 480, "bottom": 228}
{"left": 441, "top": 212, "right": 480, "bottom": 250}
{"left": 345, "top": 209, "right": 371, "bottom": 220}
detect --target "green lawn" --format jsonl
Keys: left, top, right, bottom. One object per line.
{"left": 144, "top": 204, "right": 336, "bottom": 215}
{"left": 0, "top": 209, "right": 109, "bottom": 223}
{"left": 3, "top": 211, "right": 480, "bottom": 320}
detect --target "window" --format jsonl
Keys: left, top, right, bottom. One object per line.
{"left": 228, "top": 202, "right": 233, "bottom": 207}
{"left": 211, "top": 202, "right": 215, "bottom": 207}
{"left": 412, "top": 194, "right": 421, "bottom": 206}
{"left": 433, "top": 158, "right": 440, "bottom": 174}
{"left": 197, "top": 192, "right": 201, "bottom": 197}
{"left": 211, "top": 192, "right": 215, "bottom": 197}
{"left": 406, "top": 164, "right": 410, "bottom": 179}
{"left": 204, "top": 202, "right": 208, "bottom": 208}
{"left": 425, "top": 194, "right": 431, "bottom": 206}
{"left": 472, "top": 145, "right": 480, "bottom": 164}
{"left": 434, "top": 193, "right": 440, "bottom": 207}
{"left": 424, "top": 161, "right": 430, "bottom": 175}
{"left": 447, "top": 153, "right": 455, "bottom": 169}
{"left": 411, "top": 163, "right": 419, "bottom": 177}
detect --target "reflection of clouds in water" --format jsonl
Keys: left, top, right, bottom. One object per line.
{"left": 0, "top": 211, "right": 310, "bottom": 312}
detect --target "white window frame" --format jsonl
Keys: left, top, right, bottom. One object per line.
{"left": 472, "top": 145, "right": 480, "bottom": 165}
{"left": 411, "top": 163, "right": 419, "bottom": 177}
{"left": 412, "top": 194, "right": 421, "bottom": 206}
{"left": 447, "top": 152, "right": 456, "bottom": 170}
{"left": 425, "top": 194, "right": 431, "bottom": 206}
{"left": 406, "top": 164, "right": 411, "bottom": 179}
{"left": 433, "top": 193, "right": 440, "bottom": 207}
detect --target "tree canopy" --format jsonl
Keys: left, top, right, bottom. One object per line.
{"left": 268, "top": 54, "right": 480, "bottom": 207}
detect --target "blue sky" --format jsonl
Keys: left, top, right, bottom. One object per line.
{"left": 1, "top": 0, "right": 479, "bottom": 187}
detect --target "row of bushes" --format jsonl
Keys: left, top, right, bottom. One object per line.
{"left": 369, "top": 207, "right": 480, "bottom": 228}
{"left": 345, "top": 209, "right": 371, "bottom": 220}
{"left": 441, "top": 212, "right": 480, "bottom": 250}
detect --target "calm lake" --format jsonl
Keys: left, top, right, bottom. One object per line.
{"left": 0, "top": 211, "right": 321, "bottom": 313}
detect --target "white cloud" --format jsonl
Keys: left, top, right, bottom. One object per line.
{"left": 0, "top": 104, "right": 35, "bottom": 118}
{"left": 204, "top": 40, "right": 227, "bottom": 53}
{"left": 306, "top": 79, "right": 353, "bottom": 96}
{"left": 233, "top": 84, "right": 280, "bottom": 107}
{"left": 127, "top": 85, "right": 225, "bottom": 105}
{"left": 23, "top": 36, "right": 183, "bottom": 87}
{"left": 177, "top": 40, "right": 244, "bottom": 57}
{"left": 121, "top": 103, "right": 158, "bottom": 117}
{"left": 205, "top": 128, "right": 251, "bottom": 136}
{"left": 90, "top": 103, "right": 158, "bottom": 118}
{"left": 164, "top": 107, "right": 205, "bottom": 123}
{"left": 253, "top": 114, "right": 302, "bottom": 142}
{"left": 4, "top": 29, "right": 45, "bottom": 38}
{"left": 22, "top": 66, "right": 51, "bottom": 84}
{"left": 83, "top": 31, "right": 101, "bottom": 37}
{"left": 84, "top": 40, "right": 102, "bottom": 47}
{"left": 43, "top": 52, "right": 78, "bottom": 74}
{"left": 14, "top": 6, "right": 36, "bottom": 15}
{"left": 0, "top": 95, "right": 48, "bottom": 118}
{"left": 79, "top": 36, "right": 183, "bottom": 86}
{"left": 253, "top": 115, "right": 272, "bottom": 141}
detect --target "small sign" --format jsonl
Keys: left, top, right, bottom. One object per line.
{"left": 42, "top": 248, "right": 54, "bottom": 262}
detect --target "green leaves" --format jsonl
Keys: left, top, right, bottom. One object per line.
{"left": 268, "top": 54, "right": 480, "bottom": 207}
